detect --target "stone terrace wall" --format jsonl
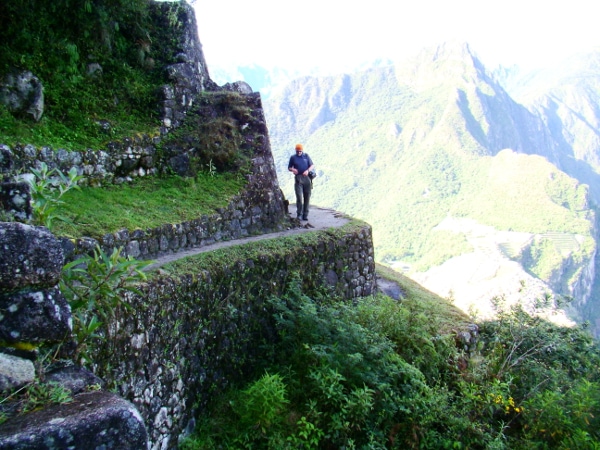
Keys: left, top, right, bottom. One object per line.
{"left": 1, "top": 91, "right": 289, "bottom": 261}
{"left": 90, "top": 222, "right": 376, "bottom": 449}
{"left": 98, "top": 91, "right": 288, "bottom": 260}
{"left": 0, "top": 0, "right": 289, "bottom": 260}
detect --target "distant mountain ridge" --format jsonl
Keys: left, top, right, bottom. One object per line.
{"left": 250, "top": 42, "right": 600, "bottom": 333}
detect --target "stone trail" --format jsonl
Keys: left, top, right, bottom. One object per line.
{"left": 145, "top": 206, "right": 351, "bottom": 270}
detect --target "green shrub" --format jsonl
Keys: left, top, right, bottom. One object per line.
{"left": 59, "top": 245, "right": 151, "bottom": 363}
{"left": 182, "top": 276, "right": 600, "bottom": 449}
{"left": 21, "top": 162, "right": 83, "bottom": 229}
{"left": 231, "top": 372, "right": 290, "bottom": 446}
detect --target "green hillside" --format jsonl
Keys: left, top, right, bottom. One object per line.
{"left": 265, "top": 43, "right": 597, "bottom": 310}
{"left": 504, "top": 51, "right": 600, "bottom": 203}
{"left": 3, "top": 5, "right": 600, "bottom": 447}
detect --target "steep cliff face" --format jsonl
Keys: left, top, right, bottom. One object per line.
{"left": 508, "top": 52, "right": 600, "bottom": 204}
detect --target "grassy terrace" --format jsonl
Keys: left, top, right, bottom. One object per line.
{"left": 53, "top": 173, "right": 246, "bottom": 239}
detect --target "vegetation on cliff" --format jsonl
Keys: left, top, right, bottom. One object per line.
{"left": 181, "top": 269, "right": 600, "bottom": 449}
{"left": 0, "top": 0, "right": 167, "bottom": 149}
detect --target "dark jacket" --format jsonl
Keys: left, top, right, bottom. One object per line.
{"left": 288, "top": 153, "right": 313, "bottom": 174}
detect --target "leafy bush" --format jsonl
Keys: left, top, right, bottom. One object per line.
{"left": 59, "top": 245, "right": 151, "bottom": 363}
{"left": 478, "top": 296, "right": 600, "bottom": 448}
{"left": 182, "top": 276, "right": 600, "bottom": 449}
{"left": 20, "top": 162, "right": 83, "bottom": 229}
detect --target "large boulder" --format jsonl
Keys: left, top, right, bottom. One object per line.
{"left": 45, "top": 365, "right": 105, "bottom": 395}
{"left": 222, "top": 81, "right": 253, "bottom": 94}
{"left": 0, "top": 222, "right": 64, "bottom": 293}
{"left": 0, "top": 391, "right": 148, "bottom": 449}
{"left": 0, "top": 70, "right": 44, "bottom": 122}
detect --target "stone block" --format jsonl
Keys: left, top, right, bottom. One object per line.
{"left": 0, "top": 352, "right": 35, "bottom": 392}
{"left": 0, "top": 391, "right": 148, "bottom": 449}
{"left": 45, "top": 365, "right": 105, "bottom": 395}
{"left": 0, "top": 70, "right": 44, "bottom": 122}
{"left": 0, "top": 145, "right": 14, "bottom": 173}
{"left": 0, "top": 287, "right": 71, "bottom": 345}
{"left": 0, "top": 182, "right": 31, "bottom": 222}
{"left": 0, "top": 223, "right": 64, "bottom": 292}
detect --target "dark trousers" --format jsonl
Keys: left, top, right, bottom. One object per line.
{"left": 294, "top": 175, "right": 312, "bottom": 218}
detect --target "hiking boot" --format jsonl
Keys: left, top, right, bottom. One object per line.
{"left": 302, "top": 216, "right": 308, "bottom": 220}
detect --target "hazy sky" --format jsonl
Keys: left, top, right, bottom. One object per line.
{"left": 192, "top": 0, "right": 598, "bottom": 73}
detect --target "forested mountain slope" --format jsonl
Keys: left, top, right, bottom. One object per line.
{"left": 264, "top": 42, "right": 598, "bottom": 329}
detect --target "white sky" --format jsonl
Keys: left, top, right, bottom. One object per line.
{"left": 192, "top": 0, "right": 599, "bottom": 74}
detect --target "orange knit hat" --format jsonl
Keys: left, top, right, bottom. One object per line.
{"left": 295, "top": 143, "right": 303, "bottom": 150}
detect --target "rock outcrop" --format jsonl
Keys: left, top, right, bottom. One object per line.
{"left": 0, "top": 391, "right": 148, "bottom": 450}
{"left": 0, "top": 70, "right": 44, "bottom": 122}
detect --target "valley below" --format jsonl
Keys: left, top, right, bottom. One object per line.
{"left": 407, "top": 216, "right": 581, "bottom": 326}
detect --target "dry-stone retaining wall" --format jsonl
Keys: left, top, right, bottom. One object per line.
{"left": 92, "top": 91, "right": 289, "bottom": 260}
{"left": 0, "top": 219, "right": 376, "bottom": 450}
{"left": 0, "top": 91, "right": 289, "bottom": 261}
{"left": 89, "top": 222, "right": 376, "bottom": 449}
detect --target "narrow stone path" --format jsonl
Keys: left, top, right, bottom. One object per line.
{"left": 145, "top": 206, "right": 350, "bottom": 271}
{"left": 145, "top": 206, "right": 405, "bottom": 300}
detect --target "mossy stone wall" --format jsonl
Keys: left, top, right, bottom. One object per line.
{"left": 90, "top": 222, "right": 376, "bottom": 449}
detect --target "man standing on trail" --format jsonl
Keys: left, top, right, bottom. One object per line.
{"left": 288, "top": 143, "right": 314, "bottom": 221}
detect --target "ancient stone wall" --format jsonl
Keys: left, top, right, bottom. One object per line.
{"left": 0, "top": 218, "right": 376, "bottom": 449}
{"left": 1, "top": 91, "right": 289, "bottom": 261}
{"left": 0, "top": 222, "right": 148, "bottom": 449}
{"left": 90, "top": 222, "right": 376, "bottom": 449}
